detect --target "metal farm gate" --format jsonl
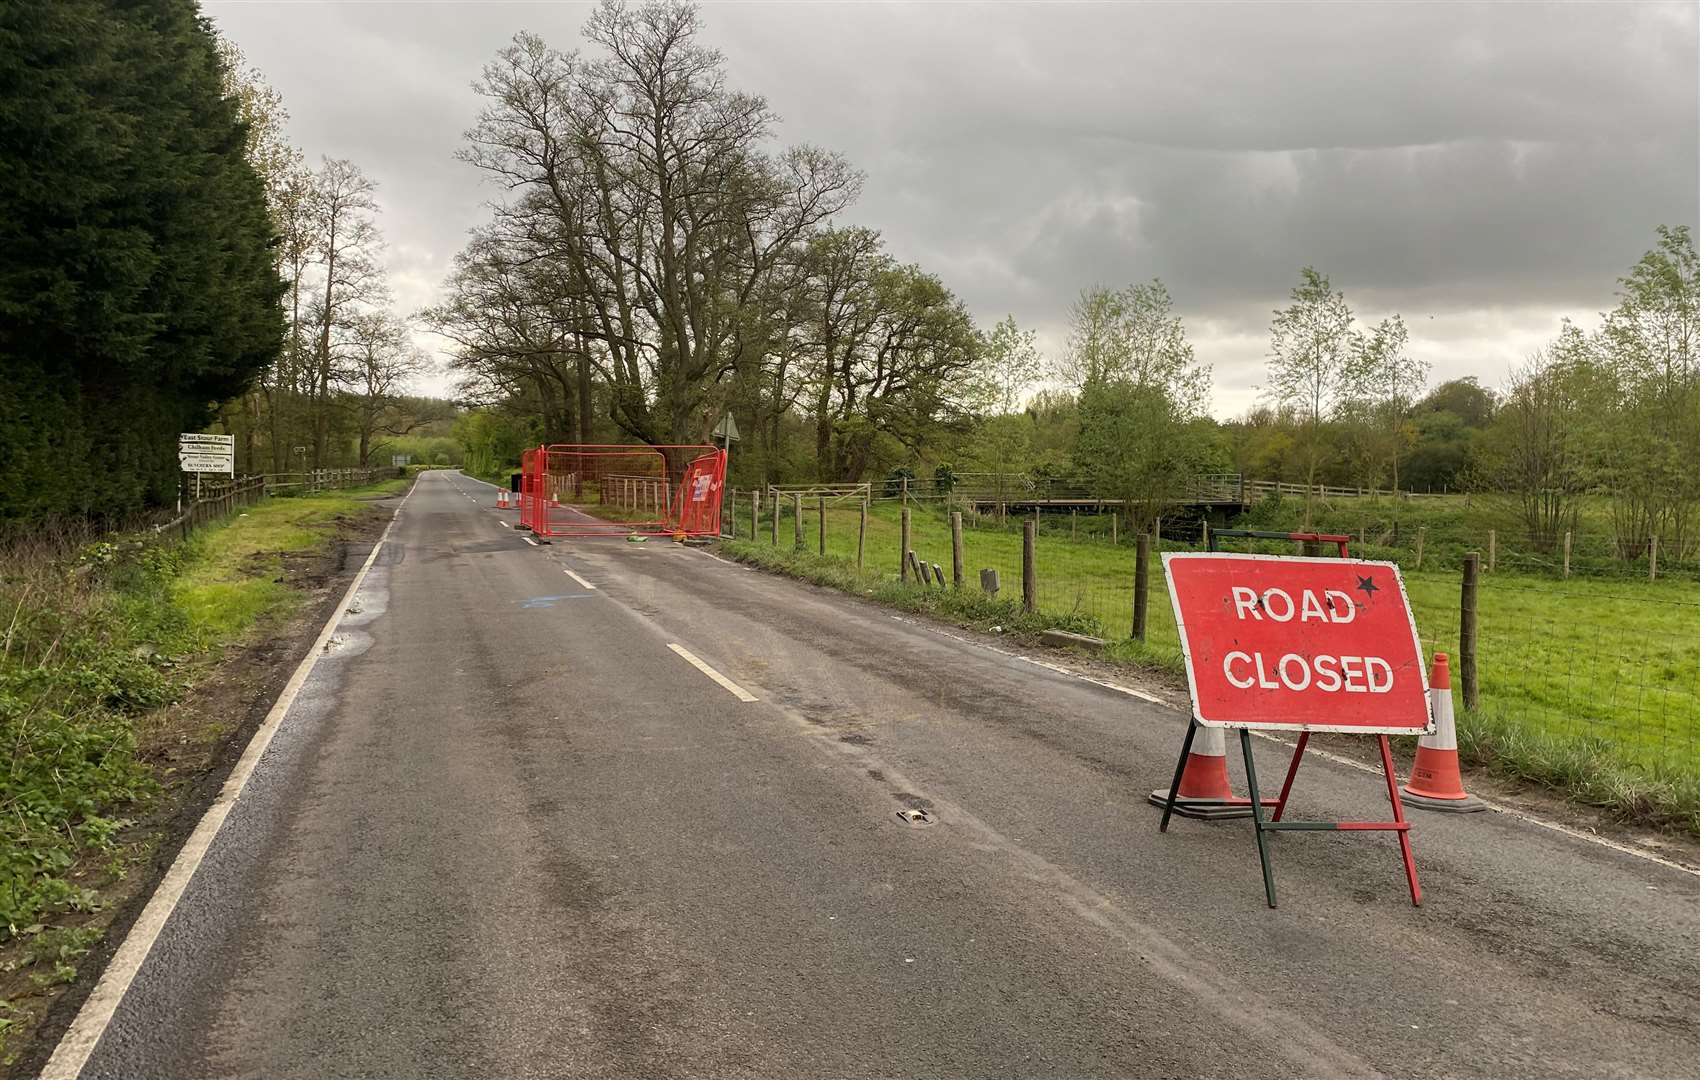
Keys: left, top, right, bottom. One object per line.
{"left": 519, "top": 444, "right": 727, "bottom": 539}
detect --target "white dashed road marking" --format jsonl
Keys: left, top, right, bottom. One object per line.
{"left": 668, "top": 643, "right": 757, "bottom": 702}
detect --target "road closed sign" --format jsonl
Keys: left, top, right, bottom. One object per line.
{"left": 1163, "top": 552, "right": 1432, "bottom": 734}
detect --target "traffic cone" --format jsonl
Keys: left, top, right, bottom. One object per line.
{"left": 1402, "top": 653, "right": 1486, "bottom": 813}
{"left": 1148, "top": 723, "right": 1257, "bottom": 820}
{"left": 497, "top": 490, "right": 510, "bottom": 509}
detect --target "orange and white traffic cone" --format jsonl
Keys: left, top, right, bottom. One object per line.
{"left": 1402, "top": 653, "right": 1486, "bottom": 813}
{"left": 497, "top": 490, "right": 510, "bottom": 509}
{"left": 1148, "top": 723, "right": 1257, "bottom": 819}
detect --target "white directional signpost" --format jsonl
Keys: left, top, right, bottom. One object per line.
{"left": 178, "top": 433, "right": 235, "bottom": 475}
{"left": 178, "top": 433, "right": 235, "bottom": 505}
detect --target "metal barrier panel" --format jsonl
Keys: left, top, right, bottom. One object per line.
{"left": 674, "top": 450, "right": 728, "bottom": 535}
{"left": 522, "top": 444, "right": 727, "bottom": 538}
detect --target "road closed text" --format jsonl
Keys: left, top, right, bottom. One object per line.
{"left": 1224, "top": 585, "right": 1393, "bottom": 693}
{"left": 1222, "top": 650, "right": 1393, "bottom": 693}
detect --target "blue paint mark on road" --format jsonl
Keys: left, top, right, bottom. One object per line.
{"left": 520, "top": 594, "right": 594, "bottom": 608}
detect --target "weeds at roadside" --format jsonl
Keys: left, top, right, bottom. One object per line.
{"left": 1457, "top": 708, "right": 1700, "bottom": 836}
{"left": 0, "top": 479, "right": 406, "bottom": 1062}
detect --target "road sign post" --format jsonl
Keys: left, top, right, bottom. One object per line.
{"left": 1156, "top": 545, "right": 1432, "bottom": 908}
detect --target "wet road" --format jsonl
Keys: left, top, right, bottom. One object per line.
{"left": 58, "top": 470, "right": 1700, "bottom": 1079}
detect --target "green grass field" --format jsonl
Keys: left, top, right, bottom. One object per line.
{"left": 723, "top": 495, "right": 1700, "bottom": 832}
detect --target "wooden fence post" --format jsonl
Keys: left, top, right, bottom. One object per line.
{"left": 818, "top": 496, "right": 826, "bottom": 556}
{"left": 793, "top": 494, "right": 804, "bottom": 550}
{"left": 1460, "top": 552, "right": 1480, "bottom": 712}
{"left": 857, "top": 501, "right": 867, "bottom": 572}
{"left": 1414, "top": 527, "right": 1426, "bottom": 569}
{"left": 770, "top": 490, "right": 779, "bottom": 545}
{"left": 1133, "top": 532, "right": 1150, "bottom": 641}
{"left": 1071, "top": 508, "right": 1076, "bottom": 539}
{"left": 1022, "top": 519, "right": 1037, "bottom": 613}
{"left": 1111, "top": 512, "right": 1118, "bottom": 546}
{"left": 729, "top": 487, "right": 737, "bottom": 538}
{"left": 1487, "top": 529, "right": 1496, "bottom": 573}
{"left": 949, "top": 512, "right": 964, "bottom": 588}
{"left": 752, "top": 491, "right": 760, "bottom": 541}
{"left": 1562, "top": 530, "right": 1572, "bottom": 578}
{"left": 900, "top": 506, "right": 912, "bottom": 582}
{"left": 1650, "top": 534, "right": 1659, "bottom": 581}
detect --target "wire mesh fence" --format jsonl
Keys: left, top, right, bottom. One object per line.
{"left": 716, "top": 490, "right": 1700, "bottom": 785}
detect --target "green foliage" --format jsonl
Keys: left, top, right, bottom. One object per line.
{"left": 0, "top": 0, "right": 285, "bottom": 528}
{"left": 453, "top": 409, "right": 535, "bottom": 480}
{"left": 0, "top": 481, "right": 400, "bottom": 936}
{"left": 380, "top": 433, "right": 463, "bottom": 469}
{"left": 1063, "top": 281, "right": 1215, "bottom": 527}
{"left": 978, "top": 314, "right": 1043, "bottom": 414}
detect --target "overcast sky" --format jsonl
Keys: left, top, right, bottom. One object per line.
{"left": 205, "top": 0, "right": 1699, "bottom": 417}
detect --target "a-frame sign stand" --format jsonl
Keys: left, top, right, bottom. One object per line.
{"left": 1156, "top": 531, "right": 1427, "bottom": 909}
{"left": 1158, "top": 722, "right": 1420, "bottom": 908}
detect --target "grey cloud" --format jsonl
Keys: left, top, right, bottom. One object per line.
{"left": 205, "top": 0, "right": 1698, "bottom": 408}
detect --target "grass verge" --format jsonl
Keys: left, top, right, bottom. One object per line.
{"left": 0, "top": 478, "right": 405, "bottom": 1065}
{"left": 1458, "top": 707, "right": 1700, "bottom": 836}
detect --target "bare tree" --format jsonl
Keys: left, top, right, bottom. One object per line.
{"left": 306, "top": 158, "right": 387, "bottom": 467}
{"left": 341, "top": 312, "right": 429, "bottom": 466}
{"left": 459, "top": 7, "right": 859, "bottom": 444}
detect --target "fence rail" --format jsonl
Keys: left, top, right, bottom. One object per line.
{"left": 151, "top": 467, "right": 393, "bottom": 543}
{"left": 153, "top": 475, "right": 268, "bottom": 541}
{"left": 258, "top": 467, "right": 390, "bottom": 495}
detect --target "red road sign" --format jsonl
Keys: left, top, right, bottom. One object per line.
{"left": 1163, "top": 552, "right": 1432, "bottom": 734}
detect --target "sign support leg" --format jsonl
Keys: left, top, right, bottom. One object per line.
{"left": 1158, "top": 720, "right": 1199, "bottom": 833}
{"left": 1271, "top": 731, "right": 1309, "bottom": 822}
{"left": 1377, "top": 734, "right": 1423, "bottom": 907}
{"left": 1241, "top": 728, "right": 1278, "bottom": 909}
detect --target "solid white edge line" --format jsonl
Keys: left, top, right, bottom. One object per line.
{"left": 562, "top": 567, "right": 597, "bottom": 591}
{"left": 667, "top": 643, "right": 757, "bottom": 702}
{"left": 39, "top": 477, "right": 418, "bottom": 1079}
{"left": 690, "top": 548, "right": 1700, "bottom": 879}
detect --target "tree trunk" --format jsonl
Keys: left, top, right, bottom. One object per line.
{"left": 577, "top": 336, "right": 594, "bottom": 444}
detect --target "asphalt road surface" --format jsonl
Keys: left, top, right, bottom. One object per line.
{"left": 60, "top": 470, "right": 1700, "bottom": 1079}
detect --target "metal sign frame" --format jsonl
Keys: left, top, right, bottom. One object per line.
{"left": 1155, "top": 535, "right": 1424, "bottom": 910}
